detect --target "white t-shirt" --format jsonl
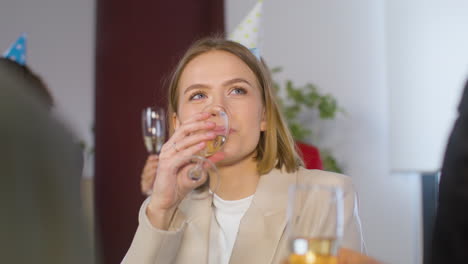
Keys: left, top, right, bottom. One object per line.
{"left": 209, "top": 193, "right": 254, "bottom": 264}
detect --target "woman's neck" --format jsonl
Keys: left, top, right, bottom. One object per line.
{"left": 213, "top": 153, "right": 260, "bottom": 201}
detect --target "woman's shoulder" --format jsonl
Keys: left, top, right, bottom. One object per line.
{"left": 296, "top": 167, "right": 353, "bottom": 188}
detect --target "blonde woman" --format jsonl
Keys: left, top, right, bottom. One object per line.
{"left": 124, "top": 37, "right": 366, "bottom": 264}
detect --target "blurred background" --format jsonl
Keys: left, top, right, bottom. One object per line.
{"left": 1, "top": 0, "right": 468, "bottom": 263}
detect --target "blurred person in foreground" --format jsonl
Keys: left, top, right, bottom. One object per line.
{"left": 1, "top": 34, "right": 53, "bottom": 109}
{"left": 429, "top": 80, "right": 468, "bottom": 264}
{"left": 0, "top": 58, "right": 94, "bottom": 263}
{"left": 0, "top": 57, "right": 53, "bottom": 108}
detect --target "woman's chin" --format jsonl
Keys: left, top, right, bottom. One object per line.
{"left": 213, "top": 156, "right": 235, "bottom": 167}
{"left": 213, "top": 153, "right": 240, "bottom": 167}
{"left": 213, "top": 150, "right": 257, "bottom": 168}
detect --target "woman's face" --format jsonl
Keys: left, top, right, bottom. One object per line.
{"left": 174, "top": 50, "right": 266, "bottom": 166}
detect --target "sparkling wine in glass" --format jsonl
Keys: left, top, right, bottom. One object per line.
{"left": 286, "top": 184, "right": 344, "bottom": 264}
{"left": 142, "top": 107, "right": 166, "bottom": 155}
{"left": 185, "top": 104, "right": 230, "bottom": 199}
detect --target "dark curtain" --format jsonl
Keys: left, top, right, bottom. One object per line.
{"left": 94, "top": 1, "right": 224, "bottom": 263}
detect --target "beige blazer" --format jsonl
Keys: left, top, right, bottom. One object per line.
{"left": 122, "top": 167, "right": 364, "bottom": 264}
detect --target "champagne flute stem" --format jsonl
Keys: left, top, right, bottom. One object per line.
{"left": 188, "top": 160, "right": 204, "bottom": 181}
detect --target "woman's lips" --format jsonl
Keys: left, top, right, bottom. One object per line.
{"left": 213, "top": 126, "right": 236, "bottom": 134}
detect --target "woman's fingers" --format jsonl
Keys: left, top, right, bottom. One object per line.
{"left": 141, "top": 178, "right": 154, "bottom": 195}
{"left": 160, "top": 113, "right": 215, "bottom": 154}
{"left": 160, "top": 127, "right": 216, "bottom": 160}
{"left": 141, "top": 155, "right": 159, "bottom": 195}
{"left": 142, "top": 164, "right": 158, "bottom": 179}
{"left": 181, "top": 111, "right": 212, "bottom": 125}
{"left": 171, "top": 131, "right": 217, "bottom": 154}
{"left": 142, "top": 158, "right": 158, "bottom": 174}
{"left": 148, "top": 111, "right": 227, "bottom": 204}
{"left": 170, "top": 112, "right": 213, "bottom": 140}
{"left": 142, "top": 167, "right": 157, "bottom": 187}
{"left": 176, "top": 119, "right": 215, "bottom": 136}
{"left": 155, "top": 142, "right": 206, "bottom": 184}
{"left": 142, "top": 156, "right": 158, "bottom": 173}
{"left": 148, "top": 154, "right": 158, "bottom": 161}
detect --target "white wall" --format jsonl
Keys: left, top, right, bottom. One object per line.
{"left": 388, "top": 0, "right": 468, "bottom": 172}
{"left": 227, "top": 1, "right": 421, "bottom": 263}
{"left": 0, "top": 0, "right": 95, "bottom": 171}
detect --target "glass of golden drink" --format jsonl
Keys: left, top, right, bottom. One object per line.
{"left": 286, "top": 184, "right": 344, "bottom": 264}
{"left": 185, "top": 104, "right": 230, "bottom": 200}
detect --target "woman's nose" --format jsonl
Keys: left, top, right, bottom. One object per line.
{"left": 210, "top": 94, "right": 227, "bottom": 109}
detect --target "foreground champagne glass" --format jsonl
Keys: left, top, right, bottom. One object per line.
{"left": 186, "top": 104, "right": 230, "bottom": 199}
{"left": 286, "top": 184, "right": 344, "bottom": 264}
{"left": 142, "top": 107, "right": 166, "bottom": 154}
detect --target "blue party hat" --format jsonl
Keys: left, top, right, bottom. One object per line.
{"left": 3, "top": 33, "right": 27, "bottom": 65}
{"left": 228, "top": 1, "right": 263, "bottom": 59}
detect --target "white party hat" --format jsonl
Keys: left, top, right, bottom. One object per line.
{"left": 228, "top": 1, "right": 263, "bottom": 59}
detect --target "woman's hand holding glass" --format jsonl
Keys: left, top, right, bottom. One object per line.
{"left": 146, "top": 111, "right": 225, "bottom": 229}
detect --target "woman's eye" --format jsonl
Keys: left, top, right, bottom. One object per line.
{"left": 231, "top": 87, "right": 247, "bottom": 95}
{"left": 189, "top": 92, "right": 206, "bottom": 101}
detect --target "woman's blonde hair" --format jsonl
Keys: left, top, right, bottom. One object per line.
{"left": 167, "top": 37, "right": 303, "bottom": 174}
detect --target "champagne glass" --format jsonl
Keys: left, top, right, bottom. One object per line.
{"left": 286, "top": 184, "right": 344, "bottom": 264}
{"left": 141, "top": 107, "right": 166, "bottom": 196}
{"left": 184, "top": 104, "right": 230, "bottom": 200}
{"left": 142, "top": 107, "right": 166, "bottom": 155}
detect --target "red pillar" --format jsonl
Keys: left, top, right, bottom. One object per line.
{"left": 94, "top": 1, "right": 224, "bottom": 263}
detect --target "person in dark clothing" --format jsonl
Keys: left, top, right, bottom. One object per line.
{"left": 0, "top": 55, "right": 94, "bottom": 264}
{"left": 430, "top": 80, "right": 468, "bottom": 264}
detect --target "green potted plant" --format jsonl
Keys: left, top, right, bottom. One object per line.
{"left": 271, "top": 67, "right": 344, "bottom": 173}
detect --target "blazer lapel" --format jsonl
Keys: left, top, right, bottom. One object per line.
{"left": 177, "top": 193, "right": 213, "bottom": 263}
{"left": 229, "top": 168, "right": 297, "bottom": 264}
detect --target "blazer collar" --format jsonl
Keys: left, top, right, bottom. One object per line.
{"left": 251, "top": 167, "right": 297, "bottom": 215}
{"left": 178, "top": 193, "right": 213, "bottom": 263}
{"left": 229, "top": 167, "right": 298, "bottom": 264}
{"left": 179, "top": 167, "right": 296, "bottom": 217}
{"left": 177, "top": 168, "right": 298, "bottom": 264}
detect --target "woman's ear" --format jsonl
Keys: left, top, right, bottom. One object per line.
{"left": 172, "top": 112, "right": 181, "bottom": 130}
{"left": 260, "top": 109, "right": 267, "bottom": 131}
